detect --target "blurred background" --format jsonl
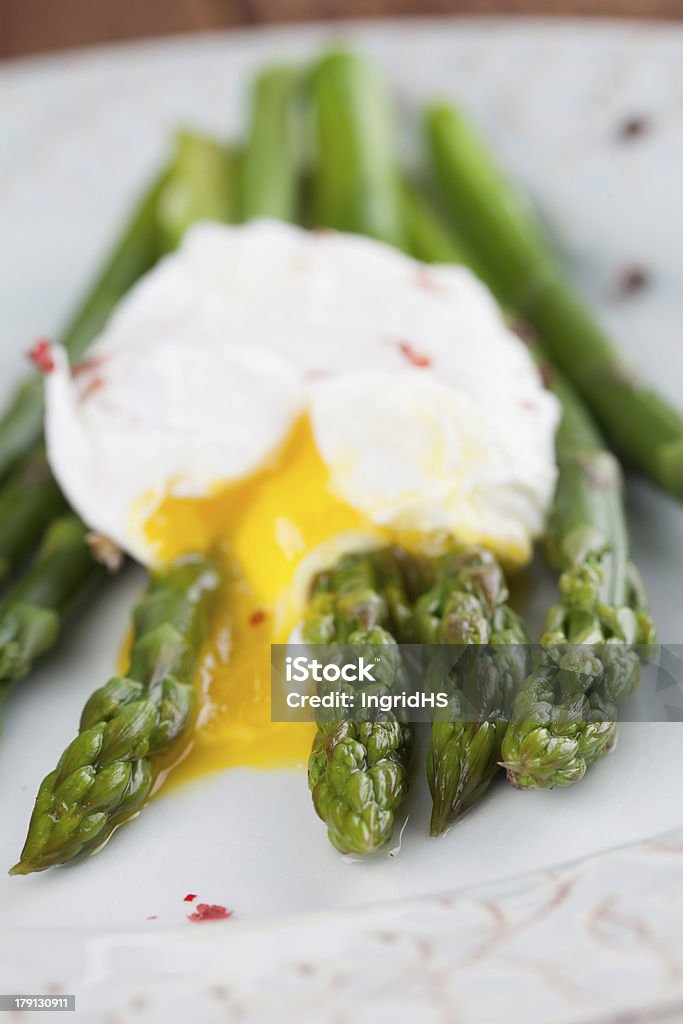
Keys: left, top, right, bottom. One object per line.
{"left": 1, "top": 0, "right": 681, "bottom": 61}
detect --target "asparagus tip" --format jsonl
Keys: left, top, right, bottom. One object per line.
{"left": 429, "top": 794, "right": 453, "bottom": 837}
{"left": 0, "top": 644, "right": 25, "bottom": 684}
{"left": 8, "top": 860, "right": 31, "bottom": 876}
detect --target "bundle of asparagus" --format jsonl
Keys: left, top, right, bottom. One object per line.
{"left": 6, "top": 47, "right": 671, "bottom": 874}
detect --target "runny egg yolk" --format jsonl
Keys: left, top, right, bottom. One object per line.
{"left": 140, "top": 417, "right": 388, "bottom": 785}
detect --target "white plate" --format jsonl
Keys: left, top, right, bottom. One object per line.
{"left": 1, "top": 18, "right": 683, "bottom": 1023}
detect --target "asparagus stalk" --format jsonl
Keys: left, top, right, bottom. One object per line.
{"left": 241, "top": 66, "right": 303, "bottom": 223}
{"left": 11, "top": 554, "right": 219, "bottom": 874}
{"left": 413, "top": 549, "right": 528, "bottom": 835}
{"left": 0, "top": 448, "right": 67, "bottom": 586}
{"left": 0, "top": 167, "right": 169, "bottom": 486}
{"left": 1, "top": 516, "right": 105, "bottom": 686}
{"left": 500, "top": 374, "right": 656, "bottom": 789}
{"left": 158, "top": 131, "right": 239, "bottom": 249}
{"left": 310, "top": 51, "right": 405, "bottom": 248}
{"left": 303, "top": 550, "right": 414, "bottom": 855}
{"left": 425, "top": 103, "right": 683, "bottom": 500}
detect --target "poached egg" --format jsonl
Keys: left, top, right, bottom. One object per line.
{"left": 44, "top": 220, "right": 559, "bottom": 778}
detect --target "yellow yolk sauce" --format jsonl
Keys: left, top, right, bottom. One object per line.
{"left": 141, "top": 418, "right": 387, "bottom": 785}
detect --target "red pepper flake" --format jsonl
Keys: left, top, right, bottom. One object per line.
{"left": 616, "top": 263, "right": 650, "bottom": 296}
{"left": 313, "top": 226, "right": 334, "bottom": 236}
{"left": 249, "top": 609, "right": 266, "bottom": 627}
{"left": 183, "top": 893, "right": 197, "bottom": 903}
{"left": 397, "top": 341, "right": 432, "bottom": 369}
{"left": 146, "top": 915, "right": 158, "bottom": 921}
{"left": 188, "top": 903, "right": 232, "bottom": 923}
{"left": 619, "top": 116, "right": 650, "bottom": 141}
{"left": 27, "top": 338, "right": 54, "bottom": 374}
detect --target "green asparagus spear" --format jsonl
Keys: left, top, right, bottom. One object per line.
{"left": 0, "top": 448, "right": 67, "bottom": 586}
{"left": 1, "top": 516, "right": 104, "bottom": 686}
{"left": 11, "top": 554, "right": 219, "bottom": 874}
{"left": 414, "top": 548, "right": 528, "bottom": 835}
{"left": 426, "top": 644, "right": 522, "bottom": 836}
{"left": 0, "top": 167, "right": 169, "bottom": 486}
{"left": 303, "top": 550, "right": 414, "bottom": 855}
{"left": 241, "top": 66, "right": 303, "bottom": 223}
{"left": 158, "top": 131, "right": 239, "bottom": 249}
{"left": 500, "top": 374, "right": 656, "bottom": 789}
{"left": 310, "top": 51, "right": 405, "bottom": 248}
{"left": 425, "top": 103, "right": 683, "bottom": 500}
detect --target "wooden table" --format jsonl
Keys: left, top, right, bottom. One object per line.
{"left": 1, "top": 0, "right": 682, "bottom": 60}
